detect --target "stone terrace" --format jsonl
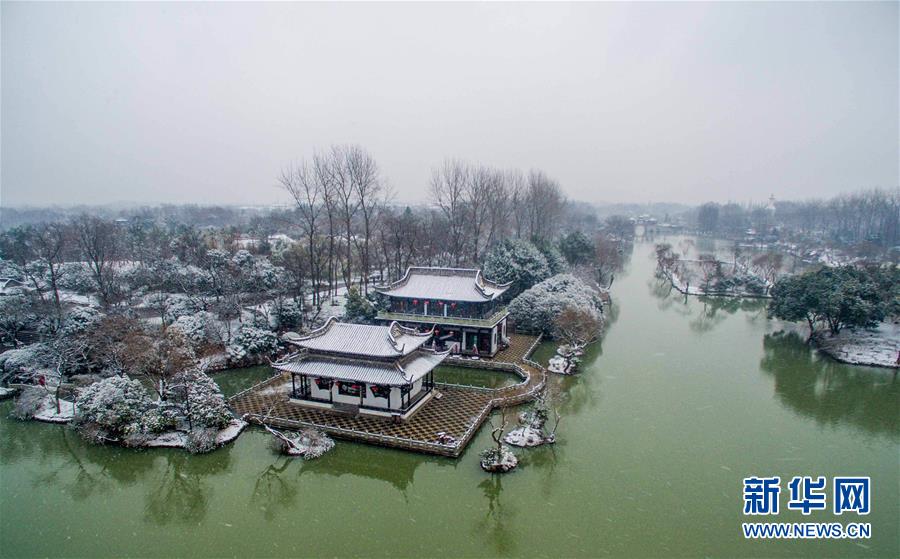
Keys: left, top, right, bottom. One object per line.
{"left": 229, "top": 333, "right": 546, "bottom": 457}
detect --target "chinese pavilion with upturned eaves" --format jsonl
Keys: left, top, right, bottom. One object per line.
{"left": 374, "top": 267, "right": 511, "bottom": 357}
{"left": 275, "top": 318, "right": 449, "bottom": 419}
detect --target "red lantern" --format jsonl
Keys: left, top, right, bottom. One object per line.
{"left": 451, "top": 302, "right": 457, "bottom": 309}
{"left": 438, "top": 301, "right": 444, "bottom": 306}
{"left": 424, "top": 300, "right": 430, "bottom": 305}
{"left": 412, "top": 299, "right": 418, "bottom": 305}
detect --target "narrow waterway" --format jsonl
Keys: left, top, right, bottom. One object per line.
{"left": 1, "top": 238, "right": 897, "bottom": 558}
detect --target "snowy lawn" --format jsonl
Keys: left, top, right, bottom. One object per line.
{"left": 817, "top": 323, "right": 900, "bottom": 369}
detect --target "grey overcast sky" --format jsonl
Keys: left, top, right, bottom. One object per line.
{"left": 1, "top": 2, "right": 897, "bottom": 208}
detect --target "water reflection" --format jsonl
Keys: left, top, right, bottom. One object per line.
{"left": 300, "top": 446, "right": 427, "bottom": 494}
{"left": 0, "top": 418, "right": 156, "bottom": 501}
{"left": 144, "top": 448, "right": 232, "bottom": 525}
{"left": 647, "top": 278, "right": 769, "bottom": 334}
{"left": 689, "top": 297, "right": 768, "bottom": 334}
{"left": 252, "top": 458, "right": 299, "bottom": 520}
{"left": 475, "top": 474, "right": 517, "bottom": 556}
{"left": 760, "top": 331, "right": 900, "bottom": 440}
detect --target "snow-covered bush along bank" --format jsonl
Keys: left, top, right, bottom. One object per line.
{"left": 508, "top": 274, "right": 604, "bottom": 336}
{"left": 70, "top": 373, "right": 243, "bottom": 453}
{"left": 226, "top": 326, "right": 279, "bottom": 364}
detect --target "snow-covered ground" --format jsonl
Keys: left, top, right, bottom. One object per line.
{"left": 58, "top": 290, "right": 99, "bottom": 307}
{"left": 32, "top": 395, "right": 76, "bottom": 423}
{"left": 816, "top": 323, "right": 900, "bottom": 369}
{"left": 144, "top": 419, "right": 248, "bottom": 449}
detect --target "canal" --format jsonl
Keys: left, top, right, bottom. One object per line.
{"left": 1, "top": 238, "right": 897, "bottom": 557}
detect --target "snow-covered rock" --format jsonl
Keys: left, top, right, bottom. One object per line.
{"left": 274, "top": 428, "right": 335, "bottom": 459}
{"left": 480, "top": 446, "right": 518, "bottom": 473}
{"left": 0, "top": 386, "right": 17, "bottom": 400}
{"left": 548, "top": 355, "right": 578, "bottom": 374}
{"left": 503, "top": 426, "right": 545, "bottom": 447}
{"left": 557, "top": 344, "right": 585, "bottom": 358}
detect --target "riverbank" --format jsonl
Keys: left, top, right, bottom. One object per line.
{"left": 662, "top": 267, "right": 771, "bottom": 299}
{"left": 815, "top": 323, "right": 900, "bottom": 369}
{"left": 20, "top": 391, "right": 248, "bottom": 450}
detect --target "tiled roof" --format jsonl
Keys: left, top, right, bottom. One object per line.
{"left": 374, "top": 267, "right": 511, "bottom": 302}
{"left": 272, "top": 350, "right": 448, "bottom": 386}
{"left": 283, "top": 317, "right": 432, "bottom": 358}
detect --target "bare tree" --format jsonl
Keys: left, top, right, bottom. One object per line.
{"left": 484, "top": 170, "right": 512, "bottom": 249}
{"left": 326, "top": 145, "right": 360, "bottom": 292}
{"left": 122, "top": 327, "right": 195, "bottom": 401}
{"left": 279, "top": 162, "right": 323, "bottom": 306}
{"left": 465, "top": 164, "right": 493, "bottom": 261}
{"left": 346, "top": 145, "right": 383, "bottom": 293}
{"left": 526, "top": 170, "right": 565, "bottom": 241}
{"left": 430, "top": 160, "right": 469, "bottom": 266}
{"left": 31, "top": 222, "right": 70, "bottom": 328}
{"left": 72, "top": 215, "right": 120, "bottom": 308}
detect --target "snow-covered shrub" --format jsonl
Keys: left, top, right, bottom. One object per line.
{"left": 343, "top": 288, "right": 376, "bottom": 324}
{"left": 248, "top": 311, "right": 272, "bottom": 329}
{"left": 534, "top": 239, "right": 568, "bottom": 275}
{"left": 141, "top": 402, "right": 180, "bottom": 434}
{"left": 0, "top": 343, "right": 52, "bottom": 376}
{"left": 508, "top": 274, "right": 603, "bottom": 336}
{"left": 74, "top": 376, "right": 154, "bottom": 442}
{"left": 59, "top": 306, "right": 102, "bottom": 336}
{"left": 175, "top": 264, "right": 214, "bottom": 294}
{"left": 231, "top": 249, "right": 254, "bottom": 268}
{"left": 0, "top": 259, "right": 24, "bottom": 282}
{"left": 162, "top": 294, "right": 201, "bottom": 324}
{"left": 272, "top": 298, "right": 303, "bottom": 330}
{"left": 559, "top": 231, "right": 594, "bottom": 266}
{"left": 172, "top": 311, "right": 223, "bottom": 349}
{"left": 172, "top": 370, "right": 231, "bottom": 430}
{"left": 482, "top": 239, "right": 552, "bottom": 298}
{"left": 742, "top": 275, "right": 767, "bottom": 295}
{"left": 0, "top": 292, "right": 40, "bottom": 347}
{"left": 184, "top": 427, "right": 219, "bottom": 454}
{"left": 57, "top": 262, "right": 96, "bottom": 293}
{"left": 246, "top": 259, "right": 280, "bottom": 292}
{"left": 226, "top": 326, "right": 278, "bottom": 362}
{"left": 10, "top": 386, "right": 46, "bottom": 420}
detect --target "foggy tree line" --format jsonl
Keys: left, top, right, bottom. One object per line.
{"left": 692, "top": 189, "right": 899, "bottom": 248}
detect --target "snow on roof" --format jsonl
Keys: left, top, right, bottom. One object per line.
{"left": 273, "top": 350, "right": 448, "bottom": 386}
{"left": 282, "top": 317, "right": 432, "bottom": 358}
{"left": 374, "top": 267, "right": 511, "bottom": 302}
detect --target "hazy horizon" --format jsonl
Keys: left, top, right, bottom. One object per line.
{"left": 2, "top": 2, "right": 898, "bottom": 208}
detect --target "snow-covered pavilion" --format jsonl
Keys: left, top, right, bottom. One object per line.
{"left": 274, "top": 318, "right": 449, "bottom": 419}
{"left": 374, "top": 267, "right": 511, "bottom": 357}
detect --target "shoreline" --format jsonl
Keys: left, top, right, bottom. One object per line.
{"left": 813, "top": 323, "right": 900, "bottom": 370}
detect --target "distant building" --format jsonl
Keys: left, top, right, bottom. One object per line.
{"left": 275, "top": 318, "right": 449, "bottom": 419}
{"left": 374, "top": 267, "right": 511, "bottom": 357}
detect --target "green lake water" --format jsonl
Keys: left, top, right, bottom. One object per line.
{"left": 1, "top": 238, "right": 898, "bottom": 558}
